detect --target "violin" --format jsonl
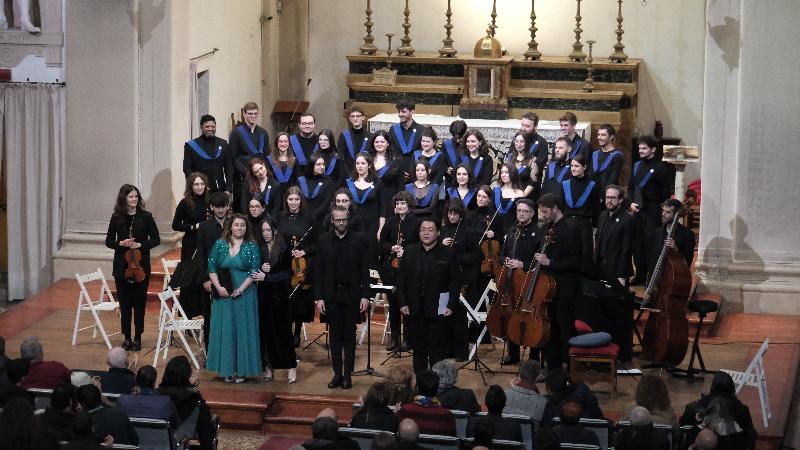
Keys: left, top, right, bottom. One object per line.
{"left": 479, "top": 213, "right": 500, "bottom": 276}
{"left": 390, "top": 230, "right": 404, "bottom": 270}
{"left": 123, "top": 219, "right": 145, "bottom": 284}
{"left": 290, "top": 235, "right": 309, "bottom": 290}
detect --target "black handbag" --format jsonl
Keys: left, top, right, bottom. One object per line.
{"left": 211, "top": 268, "right": 234, "bottom": 298}
{"left": 168, "top": 250, "right": 203, "bottom": 289}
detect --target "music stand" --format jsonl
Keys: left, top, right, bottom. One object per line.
{"left": 353, "top": 284, "right": 394, "bottom": 378}
{"left": 458, "top": 294, "right": 494, "bottom": 385}
{"left": 303, "top": 321, "right": 330, "bottom": 360}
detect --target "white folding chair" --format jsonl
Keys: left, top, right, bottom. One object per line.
{"left": 160, "top": 257, "right": 180, "bottom": 292}
{"left": 154, "top": 288, "right": 206, "bottom": 369}
{"left": 461, "top": 279, "right": 498, "bottom": 361}
{"left": 72, "top": 269, "right": 120, "bottom": 350}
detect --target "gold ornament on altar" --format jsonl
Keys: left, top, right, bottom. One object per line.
{"left": 569, "top": 0, "right": 587, "bottom": 62}
{"left": 608, "top": 0, "right": 629, "bottom": 63}
{"left": 583, "top": 40, "right": 596, "bottom": 92}
{"left": 372, "top": 34, "right": 398, "bottom": 86}
{"left": 524, "top": 0, "right": 542, "bottom": 61}
{"left": 397, "top": 0, "right": 415, "bottom": 56}
{"left": 438, "top": 0, "right": 456, "bottom": 57}
{"left": 473, "top": 0, "right": 502, "bottom": 59}
{"left": 359, "top": 0, "right": 377, "bottom": 55}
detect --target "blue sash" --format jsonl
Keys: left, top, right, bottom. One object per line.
{"left": 186, "top": 139, "right": 221, "bottom": 160}
{"left": 493, "top": 187, "right": 516, "bottom": 215}
{"left": 377, "top": 163, "right": 390, "bottom": 179}
{"left": 298, "top": 176, "right": 323, "bottom": 199}
{"left": 325, "top": 157, "right": 338, "bottom": 177}
{"left": 236, "top": 125, "right": 265, "bottom": 155}
{"left": 256, "top": 185, "right": 273, "bottom": 207}
{"left": 444, "top": 138, "right": 468, "bottom": 167}
{"left": 563, "top": 179, "right": 596, "bottom": 209}
{"left": 392, "top": 123, "right": 416, "bottom": 155}
{"left": 342, "top": 129, "right": 368, "bottom": 159}
{"left": 289, "top": 135, "right": 309, "bottom": 166}
{"left": 413, "top": 150, "right": 443, "bottom": 166}
{"left": 347, "top": 178, "right": 375, "bottom": 205}
{"left": 569, "top": 139, "right": 583, "bottom": 159}
{"left": 471, "top": 156, "right": 486, "bottom": 179}
{"left": 592, "top": 149, "right": 621, "bottom": 173}
{"left": 633, "top": 161, "right": 655, "bottom": 188}
{"left": 448, "top": 187, "right": 477, "bottom": 206}
{"left": 517, "top": 164, "right": 528, "bottom": 175}
{"left": 528, "top": 140, "right": 541, "bottom": 155}
{"left": 406, "top": 183, "right": 438, "bottom": 207}
{"left": 547, "top": 162, "right": 569, "bottom": 182}
{"left": 266, "top": 155, "right": 293, "bottom": 185}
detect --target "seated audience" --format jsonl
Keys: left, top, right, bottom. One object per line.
{"left": 467, "top": 385, "right": 523, "bottom": 441}
{"left": 541, "top": 369, "right": 603, "bottom": 424}
{"left": 77, "top": 383, "right": 138, "bottom": 446}
{"left": 397, "top": 370, "right": 456, "bottom": 437}
{"left": 371, "top": 431, "right": 398, "bottom": 450}
{"left": 551, "top": 401, "right": 600, "bottom": 447}
{"left": 302, "top": 408, "right": 360, "bottom": 450}
{"left": 0, "top": 336, "right": 10, "bottom": 385}
{"left": 614, "top": 406, "right": 670, "bottom": 450}
{"left": 117, "top": 365, "right": 180, "bottom": 426}
{"left": 40, "top": 382, "right": 78, "bottom": 442}
{"left": 70, "top": 371, "right": 93, "bottom": 387}
{"left": 100, "top": 346, "right": 135, "bottom": 395}
{"left": 431, "top": 359, "right": 479, "bottom": 414}
{"left": 691, "top": 428, "right": 719, "bottom": 450}
{"left": 470, "top": 417, "right": 496, "bottom": 448}
{"left": 624, "top": 373, "right": 677, "bottom": 426}
{"left": 158, "top": 355, "right": 216, "bottom": 450}
{"left": 397, "top": 418, "right": 427, "bottom": 450}
{"left": 0, "top": 358, "right": 34, "bottom": 407}
{"left": 19, "top": 336, "right": 71, "bottom": 389}
{"left": 351, "top": 381, "right": 399, "bottom": 432}
{"left": 503, "top": 359, "right": 547, "bottom": 423}
{"left": 533, "top": 426, "right": 561, "bottom": 450}
{"left": 680, "top": 372, "right": 756, "bottom": 450}
{"left": 386, "top": 365, "right": 415, "bottom": 407}
{"left": 62, "top": 411, "right": 112, "bottom": 450}
{"left": 0, "top": 397, "right": 59, "bottom": 450}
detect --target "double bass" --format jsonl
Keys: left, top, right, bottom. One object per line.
{"left": 507, "top": 228, "right": 556, "bottom": 349}
{"left": 486, "top": 227, "right": 523, "bottom": 339}
{"left": 641, "top": 207, "right": 691, "bottom": 366}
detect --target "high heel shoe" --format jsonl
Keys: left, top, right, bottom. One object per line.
{"left": 262, "top": 370, "right": 273, "bottom": 382}
{"left": 288, "top": 368, "right": 297, "bottom": 384}
{"left": 224, "top": 376, "right": 234, "bottom": 383}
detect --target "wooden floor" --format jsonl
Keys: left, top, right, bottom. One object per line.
{"left": 1, "top": 272, "right": 798, "bottom": 449}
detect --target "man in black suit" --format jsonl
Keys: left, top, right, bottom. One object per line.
{"left": 593, "top": 185, "right": 635, "bottom": 361}
{"left": 314, "top": 206, "right": 371, "bottom": 390}
{"left": 195, "top": 191, "right": 230, "bottom": 346}
{"left": 397, "top": 218, "right": 462, "bottom": 374}
{"left": 229, "top": 101, "right": 270, "bottom": 213}
{"left": 646, "top": 198, "right": 696, "bottom": 278}
{"left": 183, "top": 114, "right": 233, "bottom": 195}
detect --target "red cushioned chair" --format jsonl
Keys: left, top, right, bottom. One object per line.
{"left": 569, "top": 320, "right": 619, "bottom": 393}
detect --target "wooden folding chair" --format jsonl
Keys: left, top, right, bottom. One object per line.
{"left": 72, "top": 269, "right": 120, "bottom": 350}
{"left": 154, "top": 287, "right": 206, "bottom": 369}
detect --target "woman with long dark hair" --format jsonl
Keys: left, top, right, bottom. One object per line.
{"left": 507, "top": 131, "right": 541, "bottom": 202}
{"left": 252, "top": 218, "right": 298, "bottom": 383}
{"left": 172, "top": 172, "right": 209, "bottom": 261}
{"left": 493, "top": 162, "right": 527, "bottom": 237}
{"left": 368, "top": 130, "right": 401, "bottom": 227}
{"left": 105, "top": 184, "right": 160, "bottom": 351}
{"left": 265, "top": 132, "right": 298, "bottom": 205}
{"left": 406, "top": 159, "right": 441, "bottom": 220}
{"left": 444, "top": 120, "right": 469, "bottom": 182}
{"left": 446, "top": 164, "right": 478, "bottom": 211}
{"left": 242, "top": 157, "right": 280, "bottom": 216}
{"left": 317, "top": 129, "right": 346, "bottom": 184}
{"left": 297, "top": 152, "right": 336, "bottom": 223}
{"left": 413, "top": 128, "right": 446, "bottom": 185}
{"left": 158, "top": 356, "right": 215, "bottom": 450}
{"left": 464, "top": 129, "right": 493, "bottom": 187}
{"left": 346, "top": 152, "right": 385, "bottom": 250}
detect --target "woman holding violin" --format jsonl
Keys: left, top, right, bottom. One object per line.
{"left": 276, "top": 186, "right": 316, "bottom": 348}
{"left": 105, "top": 184, "right": 160, "bottom": 352}
{"left": 465, "top": 185, "right": 502, "bottom": 303}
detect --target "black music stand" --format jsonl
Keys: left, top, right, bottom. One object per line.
{"left": 303, "top": 322, "right": 330, "bottom": 360}
{"left": 354, "top": 284, "right": 394, "bottom": 378}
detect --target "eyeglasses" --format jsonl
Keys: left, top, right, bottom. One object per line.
{"left": 300, "top": 122, "right": 314, "bottom": 126}
{"left": 245, "top": 112, "right": 259, "bottom": 116}
{"left": 517, "top": 209, "right": 534, "bottom": 214}
{"left": 333, "top": 218, "right": 348, "bottom": 223}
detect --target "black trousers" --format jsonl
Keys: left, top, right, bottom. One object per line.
{"left": 114, "top": 275, "right": 148, "bottom": 341}
{"left": 633, "top": 211, "right": 660, "bottom": 278}
{"left": 449, "top": 303, "right": 469, "bottom": 360}
{"left": 543, "top": 296, "right": 576, "bottom": 369}
{"left": 202, "top": 290, "right": 212, "bottom": 347}
{"left": 406, "top": 315, "right": 451, "bottom": 374}
{"left": 328, "top": 293, "right": 358, "bottom": 376}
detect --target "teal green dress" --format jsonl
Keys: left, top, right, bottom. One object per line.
{"left": 206, "top": 239, "right": 262, "bottom": 377}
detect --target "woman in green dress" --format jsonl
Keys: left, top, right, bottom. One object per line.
{"left": 207, "top": 213, "right": 262, "bottom": 383}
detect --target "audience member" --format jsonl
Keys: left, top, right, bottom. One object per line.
{"left": 614, "top": 406, "right": 670, "bottom": 450}
{"left": 431, "top": 359, "right": 479, "bottom": 414}
{"left": 0, "top": 397, "right": 58, "bottom": 450}
{"left": 503, "top": 359, "right": 547, "bottom": 422}
{"left": 371, "top": 431, "right": 398, "bottom": 450}
{"left": 396, "top": 418, "right": 427, "bottom": 450}
{"left": 62, "top": 411, "right": 111, "bottom": 450}
{"left": 467, "top": 385, "right": 522, "bottom": 441}
{"left": 117, "top": 365, "right": 180, "bottom": 426}
{"left": 625, "top": 373, "right": 677, "bottom": 426}
{"left": 386, "top": 365, "right": 415, "bottom": 407}
{"left": 541, "top": 369, "right": 603, "bottom": 424}
{"left": 40, "top": 382, "right": 78, "bottom": 442}
{"left": 77, "top": 383, "right": 138, "bottom": 446}
{"left": 99, "top": 346, "right": 135, "bottom": 395}
{"left": 302, "top": 408, "right": 360, "bottom": 450}
{"left": 691, "top": 428, "right": 719, "bottom": 450}
{"left": 351, "top": 381, "right": 399, "bottom": 432}
{"left": 158, "top": 355, "right": 216, "bottom": 450}
{"left": 397, "top": 370, "right": 456, "bottom": 436}
{"left": 533, "top": 425, "right": 560, "bottom": 450}
{"left": 551, "top": 401, "right": 601, "bottom": 446}
{"left": 0, "top": 336, "right": 9, "bottom": 385}
{"left": 0, "top": 358, "right": 34, "bottom": 407}
{"left": 471, "top": 417, "right": 495, "bottom": 448}
{"left": 19, "top": 336, "right": 71, "bottom": 389}
{"left": 71, "top": 371, "right": 93, "bottom": 387}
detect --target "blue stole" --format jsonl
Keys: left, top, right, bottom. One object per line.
{"left": 563, "top": 179, "right": 596, "bottom": 209}
{"left": 298, "top": 176, "right": 323, "bottom": 199}
{"left": 448, "top": 187, "right": 477, "bottom": 206}
{"left": 633, "top": 161, "right": 655, "bottom": 188}
{"left": 493, "top": 187, "right": 516, "bottom": 215}
{"left": 342, "top": 129, "right": 368, "bottom": 159}
{"left": 376, "top": 163, "right": 390, "bottom": 179}
{"left": 289, "top": 135, "right": 310, "bottom": 166}
{"left": 517, "top": 164, "right": 529, "bottom": 175}
{"left": 266, "top": 156, "right": 293, "bottom": 185}
{"left": 186, "top": 139, "right": 221, "bottom": 160}
{"left": 528, "top": 140, "right": 541, "bottom": 155}
{"left": 236, "top": 125, "right": 265, "bottom": 155}
{"left": 470, "top": 156, "right": 486, "bottom": 179}
{"left": 592, "top": 149, "right": 621, "bottom": 173}
{"left": 547, "top": 162, "right": 569, "bottom": 182}
{"left": 444, "top": 139, "right": 468, "bottom": 167}
{"left": 325, "top": 157, "right": 338, "bottom": 177}
{"left": 257, "top": 185, "right": 273, "bottom": 207}
{"left": 346, "top": 178, "right": 374, "bottom": 205}
{"left": 392, "top": 123, "right": 416, "bottom": 155}
{"left": 406, "top": 183, "right": 438, "bottom": 207}
{"left": 413, "top": 150, "right": 443, "bottom": 166}
{"left": 569, "top": 139, "right": 583, "bottom": 159}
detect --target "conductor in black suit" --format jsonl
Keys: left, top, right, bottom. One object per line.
{"left": 314, "top": 206, "right": 371, "bottom": 390}
{"left": 397, "top": 218, "right": 462, "bottom": 374}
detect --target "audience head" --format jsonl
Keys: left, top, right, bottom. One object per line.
{"left": 709, "top": 371, "right": 736, "bottom": 397}
{"left": 70, "top": 371, "right": 92, "bottom": 387}
{"left": 7, "top": 358, "right": 31, "bottom": 384}
{"left": 415, "top": 370, "right": 440, "bottom": 398}
{"left": 51, "top": 383, "right": 78, "bottom": 412}
{"left": 0, "top": 397, "right": 37, "bottom": 447}
{"left": 691, "top": 428, "right": 719, "bottom": 450}
{"left": 363, "top": 382, "right": 392, "bottom": 411}
{"left": 371, "top": 431, "right": 397, "bottom": 450}
{"left": 473, "top": 417, "right": 496, "bottom": 446}
{"left": 431, "top": 359, "right": 458, "bottom": 390}
{"left": 559, "top": 401, "right": 583, "bottom": 426}
{"left": 484, "top": 385, "right": 507, "bottom": 415}
{"left": 135, "top": 365, "right": 158, "bottom": 389}
{"left": 311, "top": 417, "right": 339, "bottom": 440}
{"left": 386, "top": 365, "right": 415, "bottom": 405}
{"left": 544, "top": 368, "right": 570, "bottom": 395}
{"left": 533, "top": 426, "right": 560, "bottom": 450}
{"left": 635, "top": 373, "right": 672, "bottom": 413}
{"left": 76, "top": 384, "right": 103, "bottom": 410}
{"left": 397, "top": 418, "right": 419, "bottom": 442}
{"left": 629, "top": 406, "right": 653, "bottom": 426}
{"left": 317, "top": 407, "right": 338, "bottom": 422}
{"left": 518, "top": 360, "right": 541, "bottom": 385}
{"left": 107, "top": 346, "right": 128, "bottom": 369}
{"left": 20, "top": 336, "right": 44, "bottom": 362}
{"left": 161, "top": 355, "right": 194, "bottom": 389}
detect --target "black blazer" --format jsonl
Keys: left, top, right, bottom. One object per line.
{"left": 646, "top": 223, "right": 696, "bottom": 279}
{"left": 396, "top": 242, "right": 461, "bottom": 319}
{"left": 313, "top": 230, "right": 371, "bottom": 319}
{"left": 349, "top": 406, "right": 400, "bottom": 432}
{"left": 196, "top": 218, "right": 225, "bottom": 281}
{"left": 594, "top": 208, "right": 634, "bottom": 280}
{"left": 105, "top": 210, "right": 160, "bottom": 279}
{"left": 437, "top": 386, "right": 480, "bottom": 415}
{"left": 544, "top": 217, "right": 583, "bottom": 300}
{"left": 467, "top": 413, "right": 524, "bottom": 442}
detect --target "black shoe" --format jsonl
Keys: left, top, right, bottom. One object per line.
{"left": 502, "top": 355, "right": 520, "bottom": 365}
{"left": 400, "top": 341, "right": 411, "bottom": 352}
{"left": 327, "top": 374, "right": 342, "bottom": 389}
{"left": 341, "top": 375, "right": 353, "bottom": 390}
{"left": 386, "top": 341, "right": 399, "bottom": 352}
{"left": 293, "top": 334, "right": 301, "bottom": 348}
{"left": 131, "top": 341, "right": 142, "bottom": 352}
{"left": 121, "top": 339, "right": 132, "bottom": 351}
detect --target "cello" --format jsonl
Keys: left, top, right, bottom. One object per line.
{"left": 507, "top": 228, "right": 556, "bottom": 349}
{"left": 640, "top": 206, "right": 691, "bottom": 366}
{"left": 479, "top": 210, "right": 501, "bottom": 276}
{"left": 486, "top": 227, "right": 523, "bottom": 339}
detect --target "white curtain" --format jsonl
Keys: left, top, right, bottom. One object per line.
{"left": 0, "top": 83, "right": 63, "bottom": 300}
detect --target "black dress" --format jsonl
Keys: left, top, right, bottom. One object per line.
{"left": 561, "top": 174, "right": 600, "bottom": 277}
{"left": 297, "top": 174, "right": 336, "bottom": 223}
{"left": 344, "top": 177, "right": 384, "bottom": 267}
{"left": 240, "top": 177, "right": 281, "bottom": 217}
{"left": 412, "top": 150, "right": 448, "bottom": 186}
{"left": 172, "top": 196, "right": 208, "bottom": 262}
{"left": 265, "top": 155, "right": 298, "bottom": 209}
{"left": 257, "top": 241, "right": 297, "bottom": 369}
{"left": 468, "top": 153, "right": 494, "bottom": 187}
{"left": 276, "top": 211, "right": 316, "bottom": 323}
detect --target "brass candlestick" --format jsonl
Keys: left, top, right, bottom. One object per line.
{"left": 360, "top": 0, "right": 377, "bottom": 55}
{"left": 608, "top": 0, "right": 629, "bottom": 63}
{"left": 439, "top": 0, "right": 457, "bottom": 57}
{"left": 583, "top": 40, "right": 596, "bottom": 92}
{"left": 386, "top": 34, "right": 395, "bottom": 69}
{"left": 524, "top": 0, "right": 541, "bottom": 61}
{"left": 569, "top": 0, "right": 586, "bottom": 62}
{"left": 397, "top": 0, "right": 415, "bottom": 56}
{"left": 489, "top": 0, "right": 499, "bottom": 37}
